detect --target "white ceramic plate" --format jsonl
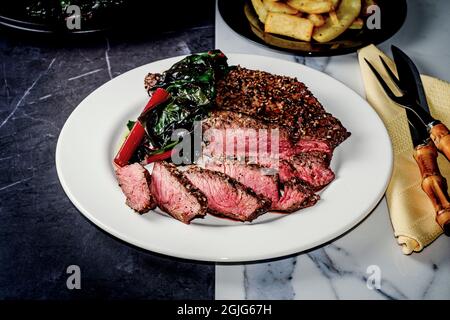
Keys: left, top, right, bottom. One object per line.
{"left": 56, "top": 54, "right": 393, "bottom": 262}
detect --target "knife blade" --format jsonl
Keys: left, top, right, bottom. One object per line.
{"left": 406, "top": 109, "right": 429, "bottom": 147}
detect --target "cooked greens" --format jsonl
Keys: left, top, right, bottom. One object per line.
{"left": 138, "top": 50, "right": 229, "bottom": 151}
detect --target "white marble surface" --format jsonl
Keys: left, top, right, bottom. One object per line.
{"left": 215, "top": 0, "right": 450, "bottom": 300}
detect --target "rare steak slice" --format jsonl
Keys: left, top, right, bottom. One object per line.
{"left": 184, "top": 166, "right": 271, "bottom": 221}
{"left": 151, "top": 161, "right": 207, "bottom": 224}
{"left": 251, "top": 155, "right": 333, "bottom": 192}
{"left": 204, "top": 159, "right": 320, "bottom": 212}
{"left": 222, "top": 150, "right": 334, "bottom": 192}
{"left": 205, "top": 160, "right": 280, "bottom": 208}
{"left": 215, "top": 66, "right": 350, "bottom": 148}
{"left": 115, "top": 163, "right": 156, "bottom": 214}
{"left": 289, "top": 152, "right": 334, "bottom": 190}
{"left": 202, "top": 110, "right": 333, "bottom": 161}
{"left": 275, "top": 179, "right": 320, "bottom": 212}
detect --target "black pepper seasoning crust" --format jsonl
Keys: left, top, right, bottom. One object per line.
{"left": 144, "top": 73, "right": 161, "bottom": 94}
{"left": 215, "top": 66, "right": 351, "bottom": 148}
{"left": 280, "top": 178, "right": 320, "bottom": 212}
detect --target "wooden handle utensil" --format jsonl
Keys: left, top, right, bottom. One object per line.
{"left": 414, "top": 140, "right": 450, "bottom": 236}
{"left": 430, "top": 123, "right": 450, "bottom": 161}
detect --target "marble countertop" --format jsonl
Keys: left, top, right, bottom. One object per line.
{"left": 215, "top": 0, "right": 450, "bottom": 300}
{"left": 0, "top": 21, "right": 216, "bottom": 299}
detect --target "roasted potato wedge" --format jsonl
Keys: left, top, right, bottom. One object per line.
{"left": 312, "top": 0, "right": 362, "bottom": 42}
{"left": 265, "top": 12, "right": 314, "bottom": 41}
{"left": 251, "top": 0, "right": 268, "bottom": 23}
{"left": 307, "top": 13, "right": 325, "bottom": 27}
{"left": 250, "top": 23, "right": 313, "bottom": 51}
{"left": 263, "top": 0, "right": 298, "bottom": 15}
{"left": 287, "top": 0, "right": 333, "bottom": 14}
{"left": 331, "top": 0, "right": 341, "bottom": 9}
{"left": 349, "top": 17, "right": 364, "bottom": 29}
{"left": 329, "top": 10, "right": 339, "bottom": 25}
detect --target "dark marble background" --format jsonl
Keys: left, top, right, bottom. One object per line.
{"left": 0, "top": 6, "right": 215, "bottom": 299}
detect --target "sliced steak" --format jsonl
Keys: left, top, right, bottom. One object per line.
{"left": 205, "top": 159, "right": 280, "bottom": 208}
{"left": 261, "top": 152, "right": 334, "bottom": 191}
{"left": 202, "top": 110, "right": 333, "bottom": 161}
{"left": 184, "top": 166, "right": 271, "bottom": 221}
{"left": 115, "top": 163, "right": 156, "bottom": 214}
{"left": 205, "top": 150, "right": 334, "bottom": 191}
{"left": 276, "top": 160, "right": 298, "bottom": 183}
{"left": 203, "top": 109, "right": 292, "bottom": 160}
{"left": 286, "top": 152, "right": 335, "bottom": 191}
{"left": 294, "top": 139, "right": 332, "bottom": 155}
{"left": 150, "top": 161, "right": 207, "bottom": 224}
{"left": 204, "top": 159, "right": 321, "bottom": 212}
{"left": 215, "top": 66, "right": 350, "bottom": 148}
{"left": 275, "top": 179, "right": 320, "bottom": 212}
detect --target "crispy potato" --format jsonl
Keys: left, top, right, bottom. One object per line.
{"left": 250, "top": 23, "right": 313, "bottom": 51}
{"left": 264, "top": 12, "right": 314, "bottom": 41}
{"left": 263, "top": 0, "right": 298, "bottom": 15}
{"left": 307, "top": 13, "right": 325, "bottom": 27}
{"left": 286, "top": 0, "right": 333, "bottom": 14}
{"left": 349, "top": 17, "right": 364, "bottom": 29}
{"left": 331, "top": 0, "right": 341, "bottom": 9}
{"left": 251, "top": 0, "right": 268, "bottom": 23}
{"left": 329, "top": 10, "right": 339, "bottom": 25}
{"left": 312, "top": 0, "right": 362, "bottom": 42}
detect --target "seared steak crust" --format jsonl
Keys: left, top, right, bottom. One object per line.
{"left": 184, "top": 166, "right": 271, "bottom": 221}
{"left": 288, "top": 152, "right": 335, "bottom": 191}
{"left": 151, "top": 161, "right": 207, "bottom": 224}
{"left": 144, "top": 73, "right": 161, "bottom": 94}
{"left": 215, "top": 66, "right": 350, "bottom": 148}
{"left": 203, "top": 109, "right": 280, "bottom": 132}
{"left": 275, "top": 178, "right": 320, "bottom": 212}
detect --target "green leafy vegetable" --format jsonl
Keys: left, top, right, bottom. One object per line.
{"left": 138, "top": 50, "right": 229, "bottom": 150}
{"left": 148, "top": 140, "right": 180, "bottom": 156}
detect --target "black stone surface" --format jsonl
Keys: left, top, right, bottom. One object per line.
{"left": 0, "top": 11, "right": 215, "bottom": 299}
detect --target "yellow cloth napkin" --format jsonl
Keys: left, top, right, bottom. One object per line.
{"left": 358, "top": 45, "right": 450, "bottom": 254}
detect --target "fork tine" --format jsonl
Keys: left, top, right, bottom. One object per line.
{"left": 379, "top": 56, "right": 402, "bottom": 89}
{"left": 364, "top": 58, "right": 401, "bottom": 102}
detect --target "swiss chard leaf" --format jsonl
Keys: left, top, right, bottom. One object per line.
{"left": 138, "top": 50, "right": 229, "bottom": 152}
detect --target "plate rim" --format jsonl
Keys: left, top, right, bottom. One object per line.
{"left": 56, "top": 53, "right": 393, "bottom": 262}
